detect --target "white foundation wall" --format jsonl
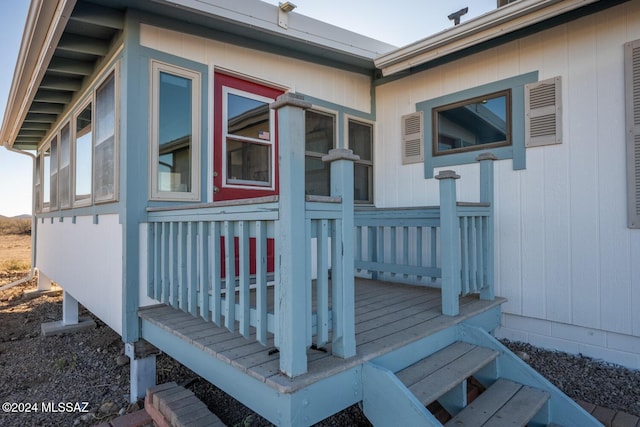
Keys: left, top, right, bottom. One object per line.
{"left": 139, "top": 24, "right": 373, "bottom": 114}
{"left": 36, "top": 214, "right": 123, "bottom": 335}
{"left": 375, "top": 2, "right": 640, "bottom": 368}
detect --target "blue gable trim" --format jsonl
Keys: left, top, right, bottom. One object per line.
{"left": 417, "top": 71, "right": 538, "bottom": 179}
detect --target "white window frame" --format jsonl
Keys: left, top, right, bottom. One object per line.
{"left": 149, "top": 60, "right": 201, "bottom": 201}
{"left": 40, "top": 143, "right": 52, "bottom": 212}
{"left": 73, "top": 98, "right": 94, "bottom": 207}
{"left": 345, "top": 114, "right": 374, "bottom": 204}
{"left": 221, "top": 86, "right": 276, "bottom": 191}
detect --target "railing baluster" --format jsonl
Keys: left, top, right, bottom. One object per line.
{"left": 255, "top": 221, "right": 267, "bottom": 345}
{"left": 199, "top": 221, "right": 210, "bottom": 321}
{"left": 151, "top": 223, "right": 160, "bottom": 300}
{"left": 238, "top": 221, "right": 250, "bottom": 338}
{"left": 224, "top": 221, "right": 235, "bottom": 331}
{"left": 188, "top": 222, "right": 197, "bottom": 316}
{"left": 305, "top": 219, "right": 313, "bottom": 347}
{"left": 211, "top": 222, "right": 222, "bottom": 326}
{"left": 402, "top": 226, "right": 409, "bottom": 279}
{"left": 430, "top": 226, "right": 438, "bottom": 284}
{"left": 170, "top": 222, "right": 178, "bottom": 307}
{"left": 367, "top": 226, "right": 378, "bottom": 280}
{"left": 161, "top": 222, "right": 169, "bottom": 303}
{"left": 461, "top": 216, "right": 469, "bottom": 295}
{"left": 179, "top": 222, "right": 188, "bottom": 311}
{"left": 390, "top": 226, "right": 397, "bottom": 278}
{"left": 316, "top": 219, "right": 330, "bottom": 347}
{"left": 416, "top": 226, "right": 423, "bottom": 281}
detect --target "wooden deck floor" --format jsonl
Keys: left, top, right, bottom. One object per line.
{"left": 138, "top": 278, "right": 504, "bottom": 393}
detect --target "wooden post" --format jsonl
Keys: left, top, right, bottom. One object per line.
{"left": 477, "top": 153, "right": 497, "bottom": 301}
{"left": 436, "top": 170, "right": 461, "bottom": 316}
{"left": 271, "top": 93, "right": 311, "bottom": 377}
{"left": 323, "top": 148, "right": 359, "bottom": 358}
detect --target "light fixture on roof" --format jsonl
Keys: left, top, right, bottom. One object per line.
{"left": 278, "top": 2, "right": 297, "bottom": 29}
{"left": 448, "top": 7, "right": 468, "bottom": 26}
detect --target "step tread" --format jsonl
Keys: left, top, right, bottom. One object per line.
{"left": 397, "top": 342, "right": 499, "bottom": 406}
{"left": 445, "top": 378, "right": 550, "bottom": 426}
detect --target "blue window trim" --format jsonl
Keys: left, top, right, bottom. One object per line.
{"left": 417, "top": 71, "right": 538, "bottom": 179}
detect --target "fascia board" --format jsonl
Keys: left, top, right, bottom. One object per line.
{"left": 375, "top": 0, "right": 599, "bottom": 76}
{"left": 0, "top": 0, "right": 76, "bottom": 148}
{"left": 152, "top": 0, "right": 396, "bottom": 59}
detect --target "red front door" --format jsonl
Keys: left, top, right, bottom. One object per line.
{"left": 213, "top": 72, "right": 283, "bottom": 275}
{"left": 213, "top": 72, "right": 283, "bottom": 201}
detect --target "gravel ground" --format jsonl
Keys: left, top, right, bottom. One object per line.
{"left": 1, "top": 274, "right": 639, "bottom": 426}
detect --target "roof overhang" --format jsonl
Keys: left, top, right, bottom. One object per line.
{"left": 1, "top": 0, "right": 395, "bottom": 151}
{"left": 375, "top": 0, "right": 613, "bottom": 77}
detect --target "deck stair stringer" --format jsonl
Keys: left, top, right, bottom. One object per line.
{"left": 457, "top": 323, "right": 601, "bottom": 427}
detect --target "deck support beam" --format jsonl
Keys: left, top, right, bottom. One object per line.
{"left": 436, "top": 170, "right": 462, "bottom": 316}
{"left": 271, "top": 93, "right": 312, "bottom": 377}
{"left": 62, "top": 291, "right": 79, "bottom": 325}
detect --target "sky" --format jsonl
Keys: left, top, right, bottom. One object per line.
{"left": 0, "top": 0, "right": 495, "bottom": 217}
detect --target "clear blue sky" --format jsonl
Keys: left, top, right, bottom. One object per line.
{"left": 0, "top": 0, "right": 494, "bottom": 217}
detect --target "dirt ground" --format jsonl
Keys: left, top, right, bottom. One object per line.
{"left": 0, "top": 234, "right": 30, "bottom": 266}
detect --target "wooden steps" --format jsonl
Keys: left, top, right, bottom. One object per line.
{"left": 394, "top": 342, "right": 550, "bottom": 426}
{"left": 396, "top": 342, "right": 498, "bottom": 406}
{"left": 445, "top": 378, "right": 549, "bottom": 426}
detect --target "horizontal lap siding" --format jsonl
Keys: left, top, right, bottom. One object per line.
{"left": 139, "top": 24, "right": 372, "bottom": 115}
{"left": 375, "top": 2, "right": 640, "bottom": 339}
{"left": 36, "top": 214, "right": 123, "bottom": 334}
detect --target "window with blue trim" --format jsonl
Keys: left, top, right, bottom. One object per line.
{"left": 417, "top": 71, "right": 537, "bottom": 178}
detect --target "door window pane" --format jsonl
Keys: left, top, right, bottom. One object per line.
{"left": 226, "top": 139, "right": 270, "bottom": 184}
{"left": 75, "top": 104, "right": 92, "bottom": 203}
{"left": 227, "top": 94, "right": 270, "bottom": 139}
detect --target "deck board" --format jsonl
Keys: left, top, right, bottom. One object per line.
{"left": 139, "top": 277, "right": 504, "bottom": 393}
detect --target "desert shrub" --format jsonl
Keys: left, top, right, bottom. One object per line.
{"left": 0, "top": 218, "right": 31, "bottom": 235}
{"left": 0, "top": 259, "right": 30, "bottom": 272}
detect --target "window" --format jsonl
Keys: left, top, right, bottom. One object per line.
{"left": 150, "top": 61, "right": 201, "bottom": 200}
{"left": 74, "top": 102, "right": 92, "bottom": 205}
{"left": 35, "top": 152, "right": 42, "bottom": 213}
{"left": 417, "top": 71, "right": 537, "bottom": 178}
{"left": 94, "top": 72, "right": 117, "bottom": 203}
{"left": 223, "top": 88, "right": 274, "bottom": 188}
{"left": 49, "top": 136, "right": 59, "bottom": 210}
{"left": 43, "top": 145, "right": 51, "bottom": 210}
{"left": 349, "top": 118, "right": 373, "bottom": 203}
{"left": 59, "top": 123, "right": 71, "bottom": 209}
{"left": 433, "top": 90, "right": 511, "bottom": 156}
{"left": 305, "top": 110, "right": 335, "bottom": 196}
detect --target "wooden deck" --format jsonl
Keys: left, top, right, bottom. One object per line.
{"left": 138, "top": 278, "right": 504, "bottom": 394}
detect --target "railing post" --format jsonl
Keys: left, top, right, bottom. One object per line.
{"left": 322, "top": 148, "right": 359, "bottom": 358}
{"left": 435, "top": 170, "right": 461, "bottom": 316}
{"left": 477, "top": 153, "right": 497, "bottom": 300}
{"left": 270, "top": 93, "right": 311, "bottom": 377}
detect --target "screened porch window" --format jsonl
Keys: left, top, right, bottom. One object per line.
{"left": 150, "top": 61, "right": 201, "bottom": 200}
{"left": 349, "top": 119, "right": 373, "bottom": 204}
{"left": 305, "top": 110, "right": 335, "bottom": 196}
{"left": 59, "top": 123, "right": 71, "bottom": 209}
{"left": 433, "top": 90, "right": 511, "bottom": 156}
{"left": 74, "top": 103, "right": 93, "bottom": 205}
{"left": 94, "top": 72, "right": 117, "bottom": 203}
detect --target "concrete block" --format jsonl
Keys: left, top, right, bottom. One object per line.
{"left": 612, "top": 411, "right": 640, "bottom": 427}
{"left": 110, "top": 409, "right": 154, "bottom": 427}
{"left": 592, "top": 405, "right": 617, "bottom": 427}
{"left": 41, "top": 316, "right": 96, "bottom": 337}
{"left": 23, "top": 288, "right": 62, "bottom": 300}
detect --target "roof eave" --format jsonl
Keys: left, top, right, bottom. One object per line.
{"left": 374, "top": 0, "right": 601, "bottom": 77}
{"left": 0, "top": 0, "right": 76, "bottom": 149}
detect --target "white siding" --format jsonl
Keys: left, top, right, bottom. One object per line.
{"left": 36, "top": 214, "right": 123, "bottom": 334}
{"left": 375, "top": 1, "right": 640, "bottom": 364}
{"left": 139, "top": 24, "right": 372, "bottom": 114}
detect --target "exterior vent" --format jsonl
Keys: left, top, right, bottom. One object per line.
{"left": 525, "top": 77, "right": 561, "bottom": 147}
{"left": 402, "top": 111, "right": 424, "bottom": 164}
{"left": 626, "top": 39, "right": 640, "bottom": 228}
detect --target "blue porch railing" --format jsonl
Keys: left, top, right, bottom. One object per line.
{"left": 142, "top": 92, "right": 496, "bottom": 377}
{"left": 354, "top": 154, "right": 496, "bottom": 316}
